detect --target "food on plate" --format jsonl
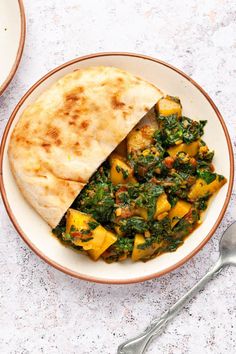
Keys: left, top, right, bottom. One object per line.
{"left": 65, "top": 209, "right": 117, "bottom": 260}
{"left": 52, "top": 95, "right": 227, "bottom": 262}
{"left": 8, "top": 66, "right": 162, "bottom": 228}
{"left": 156, "top": 95, "right": 182, "bottom": 117}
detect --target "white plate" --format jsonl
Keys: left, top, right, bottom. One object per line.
{"left": 0, "top": 0, "right": 25, "bottom": 95}
{"left": 0, "top": 53, "right": 234, "bottom": 283}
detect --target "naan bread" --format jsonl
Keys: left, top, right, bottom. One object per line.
{"left": 8, "top": 66, "right": 163, "bottom": 227}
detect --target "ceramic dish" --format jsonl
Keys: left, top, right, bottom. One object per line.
{"left": 0, "top": 53, "right": 234, "bottom": 283}
{"left": 0, "top": 0, "right": 25, "bottom": 95}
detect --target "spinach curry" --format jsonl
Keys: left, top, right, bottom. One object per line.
{"left": 53, "top": 96, "right": 227, "bottom": 262}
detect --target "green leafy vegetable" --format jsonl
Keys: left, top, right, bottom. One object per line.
{"left": 197, "top": 170, "right": 216, "bottom": 184}
{"left": 88, "top": 221, "right": 99, "bottom": 230}
{"left": 181, "top": 117, "right": 206, "bottom": 144}
{"left": 158, "top": 114, "right": 183, "bottom": 146}
{"left": 119, "top": 217, "right": 149, "bottom": 235}
{"left": 115, "top": 237, "right": 134, "bottom": 252}
{"left": 74, "top": 166, "right": 115, "bottom": 224}
{"left": 134, "top": 183, "right": 164, "bottom": 220}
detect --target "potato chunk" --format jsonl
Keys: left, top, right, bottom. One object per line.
{"left": 156, "top": 212, "right": 169, "bottom": 221}
{"left": 110, "top": 155, "right": 137, "bottom": 185}
{"left": 156, "top": 96, "right": 182, "bottom": 117}
{"left": 127, "top": 125, "right": 155, "bottom": 154}
{"left": 167, "top": 141, "right": 199, "bottom": 157}
{"left": 66, "top": 209, "right": 106, "bottom": 250}
{"left": 154, "top": 193, "right": 171, "bottom": 219}
{"left": 132, "top": 234, "right": 163, "bottom": 261}
{"left": 188, "top": 176, "right": 227, "bottom": 201}
{"left": 88, "top": 231, "right": 117, "bottom": 261}
{"left": 133, "top": 207, "right": 148, "bottom": 220}
{"left": 168, "top": 200, "right": 192, "bottom": 227}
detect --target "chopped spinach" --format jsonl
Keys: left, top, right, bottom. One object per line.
{"left": 74, "top": 166, "right": 115, "bottom": 224}
{"left": 88, "top": 221, "right": 99, "bottom": 230}
{"left": 158, "top": 114, "right": 183, "bottom": 146}
{"left": 115, "top": 237, "right": 134, "bottom": 252}
{"left": 119, "top": 217, "right": 149, "bottom": 235}
{"left": 117, "top": 190, "right": 130, "bottom": 205}
{"left": 197, "top": 169, "right": 216, "bottom": 184}
{"left": 181, "top": 117, "right": 206, "bottom": 144}
{"left": 52, "top": 224, "right": 66, "bottom": 238}
{"left": 153, "top": 129, "right": 163, "bottom": 143}
{"left": 130, "top": 152, "right": 167, "bottom": 182}
{"left": 134, "top": 183, "right": 164, "bottom": 220}
{"left": 194, "top": 197, "right": 209, "bottom": 211}
{"left": 137, "top": 236, "right": 159, "bottom": 250}
{"left": 174, "top": 152, "right": 196, "bottom": 174}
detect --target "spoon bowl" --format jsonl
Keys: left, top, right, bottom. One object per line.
{"left": 219, "top": 221, "right": 236, "bottom": 265}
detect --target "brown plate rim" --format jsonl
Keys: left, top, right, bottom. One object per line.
{"left": 0, "top": 52, "right": 234, "bottom": 284}
{"left": 0, "top": 0, "right": 26, "bottom": 96}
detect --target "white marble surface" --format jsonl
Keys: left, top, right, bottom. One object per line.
{"left": 0, "top": 0, "right": 236, "bottom": 353}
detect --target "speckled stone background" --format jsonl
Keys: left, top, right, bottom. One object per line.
{"left": 0, "top": 1, "right": 236, "bottom": 353}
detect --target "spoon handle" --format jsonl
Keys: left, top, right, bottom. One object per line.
{"left": 117, "top": 257, "right": 224, "bottom": 354}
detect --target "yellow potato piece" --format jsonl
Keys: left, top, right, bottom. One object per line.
{"left": 156, "top": 96, "right": 182, "bottom": 117}
{"left": 133, "top": 207, "right": 148, "bottom": 220}
{"left": 110, "top": 155, "right": 137, "bottom": 185}
{"left": 132, "top": 234, "right": 165, "bottom": 261}
{"left": 66, "top": 209, "right": 106, "bottom": 251}
{"left": 131, "top": 234, "right": 155, "bottom": 261}
{"left": 127, "top": 125, "right": 155, "bottom": 153}
{"left": 157, "top": 211, "right": 169, "bottom": 221}
{"left": 168, "top": 200, "right": 192, "bottom": 227}
{"left": 167, "top": 141, "right": 199, "bottom": 157}
{"left": 88, "top": 231, "right": 117, "bottom": 261}
{"left": 154, "top": 193, "right": 171, "bottom": 219}
{"left": 188, "top": 176, "right": 227, "bottom": 201}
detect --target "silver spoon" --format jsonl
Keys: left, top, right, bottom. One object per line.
{"left": 118, "top": 221, "right": 236, "bottom": 354}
